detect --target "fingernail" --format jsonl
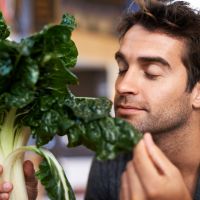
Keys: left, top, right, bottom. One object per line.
{"left": 3, "top": 182, "right": 12, "bottom": 190}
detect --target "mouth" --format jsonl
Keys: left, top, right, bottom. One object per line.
{"left": 116, "top": 104, "right": 147, "bottom": 116}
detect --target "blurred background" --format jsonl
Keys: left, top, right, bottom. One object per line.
{"left": 0, "top": 0, "right": 135, "bottom": 199}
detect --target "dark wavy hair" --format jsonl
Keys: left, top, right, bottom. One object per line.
{"left": 118, "top": 0, "right": 200, "bottom": 91}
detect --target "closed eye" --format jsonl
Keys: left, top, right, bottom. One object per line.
{"left": 115, "top": 51, "right": 129, "bottom": 76}
{"left": 144, "top": 72, "right": 160, "bottom": 80}
{"left": 116, "top": 60, "right": 128, "bottom": 76}
{"left": 118, "top": 68, "right": 127, "bottom": 75}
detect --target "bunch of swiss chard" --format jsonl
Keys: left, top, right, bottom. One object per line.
{"left": 0, "top": 12, "right": 142, "bottom": 200}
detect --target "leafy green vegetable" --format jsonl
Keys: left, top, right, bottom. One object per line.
{"left": 0, "top": 11, "right": 142, "bottom": 200}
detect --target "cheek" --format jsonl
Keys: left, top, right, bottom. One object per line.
{"left": 145, "top": 78, "right": 188, "bottom": 110}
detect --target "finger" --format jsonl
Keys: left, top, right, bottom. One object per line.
{"left": 23, "top": 160, "right": 38, "bottom": 200}
{"left": 133, "top": 139, "right": 159, "bottom": 180}
{"left": 120, "top": 171, "right": 131, "bottom": 200}
{"left": 0, "top": 182, "right": 13, "bottom": 193}
{"left": 0, "top": 193, "right": 9, "bottom": 200}
{"left": 144, "top": 133, "right": 176, "bottom": 175}
{"left": 126, "top": 162, "right": 146, "bottom": 200}
{"left": 23, "top": 160, "right": 35, "bottom": 178}
{"left": 133, "top": 138, "right": 164, "bottom": 195}
{"left": 23, "top": 160, "right": 37, "bottom": 187}
{"left": 23, "top": 160, "right": 38, "bottom": 188}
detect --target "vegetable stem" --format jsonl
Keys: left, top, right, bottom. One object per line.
{"left": 0, "top": 108, "right": 17, "bottom": 159}
{"left": 3, "top": 147, "right": 29, "bottom": 200}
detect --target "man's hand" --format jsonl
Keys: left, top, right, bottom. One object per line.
{"left": 0, "top": 160, "right": 38, "bottom": 200}
{"left": 120, "top": 133, "right": 192, "bottom": 200}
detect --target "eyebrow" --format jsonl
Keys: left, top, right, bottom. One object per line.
{"left": 115, "top": 51, "right": 171, "bottom": 70}
{"left": 138, "top": 56, "right": 171, "bottom": 70}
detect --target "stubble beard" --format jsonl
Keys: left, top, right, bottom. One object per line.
{"left": 115, "top": 95, "right": 192, "bottom": 137}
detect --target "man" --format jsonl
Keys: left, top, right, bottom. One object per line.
{"left": 85, "top": 0, "right": 200, "bottom": 200}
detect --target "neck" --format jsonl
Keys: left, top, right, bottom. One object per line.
{"left": 153, "top": 114, "right": 200, "bottom": 196}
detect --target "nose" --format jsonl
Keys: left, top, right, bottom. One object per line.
{"left": 115, "top": 68, "right": 140, "bottom": 95}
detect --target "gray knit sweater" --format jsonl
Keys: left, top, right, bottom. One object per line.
{"left": 85, "top": 154, "right": 200, "bottom": 200}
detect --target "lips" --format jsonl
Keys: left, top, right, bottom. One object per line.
{"left": 116, "top": 104, "right": 147, "bottom": 115}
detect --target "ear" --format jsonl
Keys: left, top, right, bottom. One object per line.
{"left": 192, "top": 82, "right": 200, "bottom": 109}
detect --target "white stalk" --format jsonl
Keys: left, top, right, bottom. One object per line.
{"left": 3, "top": 147, "right": 29, "bottom": 200}
{"left": 14, "top": 126, "right": 31, "bottom": 149}
{"left": 0, "top": 108, "right": 17, "bottom": 159}
{"left": 2, "top": 127, "right": 31, "bottom": 200}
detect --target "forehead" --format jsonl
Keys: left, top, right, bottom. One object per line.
{"left": 120, "top": 25, "right": 186, "bottom": 62}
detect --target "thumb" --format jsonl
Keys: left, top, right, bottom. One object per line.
{"left": 23, "top": 160, "right": 38, "bottom": 200}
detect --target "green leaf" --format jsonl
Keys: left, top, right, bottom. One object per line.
{"left": 0, "top": 12, "right": 10, "bottom": 39}
{"left": 32, "top": 147, "right": 76, "bottom": 200}
{"left": 38, "top": 58, "right": 78, "bottom": 93}
{"left": 65, "top": 96, "right": 112, "bottom": 122}
{"left": 61, "top": 14, "right": 77, "bottom": 31}
{"left": 0, "top": 40, "right": 18, "bottom": 94}
{"left": 67, "top": 117, "right": 142, "bottom": 160}
{"left": 4, "top": 88, "right": 35, "bottom": 108}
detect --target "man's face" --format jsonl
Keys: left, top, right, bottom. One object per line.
{"left": 114, "top": 25, "right": 193, "bottom": 134}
